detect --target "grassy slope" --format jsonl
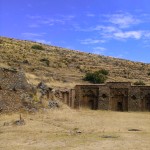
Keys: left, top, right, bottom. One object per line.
{"left": 0, "top": 36, "right": 150, "bottom": 88}
{"left": 0, "top": 109, "right": 150, "bottom": 150}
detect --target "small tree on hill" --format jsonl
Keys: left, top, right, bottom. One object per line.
{"left": 83, "top": 69, "right": 108, "bottom": 84}
{"left": 31, "top": 44, "right": 44, "bottom": 50}
{"left": 97, "top": 69, "right": 109, "bottom": 75}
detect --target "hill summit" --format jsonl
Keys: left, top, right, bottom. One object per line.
{"left": 0, "top": 36, "right": 150, "bottom": 88}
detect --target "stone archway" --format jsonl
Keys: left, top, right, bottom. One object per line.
{"left": 142, "top": 94, "right": 150, "bottom": 111}
{"left": 110, "top": 88, "right": 128, "bottom": 111}
{"left": 82, "top": 89, "right": 98, "bottom": 110}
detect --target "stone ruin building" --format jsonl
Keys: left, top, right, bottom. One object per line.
{"left": 0, "top": 67, "right": 74, "bottom": 112}
{"left": 70, "top": 82, "right": 150, "bottom": 111}
{"left": 1, "top": 67, "right": 150, "bottom": 112}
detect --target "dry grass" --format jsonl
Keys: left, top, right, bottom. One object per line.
{"left": 0, "top": 109, "right": 150, "bottom": 150}
{"left": 0, "top": 36, "right": 150, "bottom": 89}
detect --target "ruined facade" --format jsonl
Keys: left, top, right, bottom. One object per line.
{"left": 73, "top": 82, "right": 150, "bottom": 111}
{"left": 1, "top": 67, "right": 150, "bottom": 112}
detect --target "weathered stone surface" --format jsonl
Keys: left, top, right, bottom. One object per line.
{"left": 74, "top": 82, "right": 150, "bottom": 111}
{"left": 48, "top": 100, "right": 59, "bottom": 108}
{"left": 0, "top": 67, "right": 34, "bottom": 113}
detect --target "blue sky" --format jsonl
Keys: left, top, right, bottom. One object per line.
{"left": 0, "top": 0, "right": 150, "bottom": 63}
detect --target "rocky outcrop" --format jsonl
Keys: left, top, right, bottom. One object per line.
{"left": 0, "top": 67, "right": 35, "bottom": 113}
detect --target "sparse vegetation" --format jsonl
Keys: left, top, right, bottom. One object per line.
{"left": 40, "top": 58, "right": 49, "bottom": 66}
{"left": 134, "top": 80, "right": 146, "bottom": 85}
{"left": 148, "top": 71, "right": 150, "bottom": 76}
{"left": 31, "top": 44, "right": 44, "bottom": 50}
{"left": 0, "top": 37, "right": 150, "bottom": 88}
{"left": 0, "top": 110, "right": 150, "bottom": 150}
{"left": 98, "top": 69, "right": 109, "bottom": 75}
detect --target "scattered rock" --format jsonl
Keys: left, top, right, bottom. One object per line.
{"left": 76, "top": 130, "right": 82, "bottom": 134}
{"left": 72, "top": 128, "right": 82, "bottom": 134}
{"left": 128, "top": 129, "right": 141, "bottom": 131}
{"left": 49, "top": 100, "right": 59, "bottom": 108}
{"left": 13, "top": 119, "right": 25, "bottom": 126}
{"left": 37, "top": 82, "right": 52, "bottom": 95}
{"left": 101, "top": 135, "right": 119, "bottom": 138}
{"left": 3, "top": 122, "right": 11, "bottom": 126}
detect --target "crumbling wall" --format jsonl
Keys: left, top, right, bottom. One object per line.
{"left": 69, "top": 89, "right": 75, "bottom": 108}
{"left": 75, "top": 85, "right": 99, "bottom": 109}
{"left": 0, "top": 67, "right": 32, "bottom": 91}
{"left": 74, "top": 82, "right": 150, "bottom": 111}
{"left": 129, "top": 86, "right": 141, "bottom": 111}
{"left": 0, "top": 67, "right": 34, "bottom": 113}
{"left": 98, "top": 85, "right": 110, "bottom": 110}
{"left": 140, "top": 87, "right": 150, "bottom": 111}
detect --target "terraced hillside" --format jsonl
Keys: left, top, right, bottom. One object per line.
{"left": 0, "top": 36, "right": 150, "bottom": 88}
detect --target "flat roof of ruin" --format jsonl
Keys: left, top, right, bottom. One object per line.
{"left": 76, "top": 82, "right": 150, "bottom": 87}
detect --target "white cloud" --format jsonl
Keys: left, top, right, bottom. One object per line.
{"left": 80, "top": 38, "right": 105, "bottom": 44}
{"left": 106, "top": 13, "right": 141, "bottom": 28}
{"left": 27, "top": 15, "right": 75, "bottom": 27}
{"left": 113, "top": 31, "right": 143, "bottom": 39}
{"left": 93, "top": 25, "right": 119, "bottom": 32}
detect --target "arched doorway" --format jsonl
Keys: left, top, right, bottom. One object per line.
{"left": 142, "top": 94, "right": 150, "bottom": 111}
{"left": 110, "top": 88, "right": 128, "bottom": 111}
{"left": 82, "top": 89, "right": 98, "bottom": 110}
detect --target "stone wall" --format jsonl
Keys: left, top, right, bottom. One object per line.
{"left": 98, "top": 85, "right": 109, "bottom": 110}
{"left": 0, "top": 67, "right": 34, "bottom": 112}
{"left": 74, "top": 82, "right": 150, "bottom": 111}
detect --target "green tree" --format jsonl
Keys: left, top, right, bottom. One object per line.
{"left": 97, "top": 69, "right": 109, "bottom": 75}
{"left": 31, "top": 44, "right": 44, "bottom": 50}
{"left": 83, "top": 70, "right": 108, "bottom": 84}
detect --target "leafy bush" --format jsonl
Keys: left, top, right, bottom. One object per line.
{"left": 83, "top": 70, "right": 108, "bottom": 84}
{"left": 98, "top": 69, "right": 109, "bottom": 75}
{"left": 134, "top": 80, "right": 145, "bottom": 85}
{"left": 31, "top": 44, "right": 44, "bottom": 50}
{"left": 147, "top": 71, "right": 150, "bottom": 76}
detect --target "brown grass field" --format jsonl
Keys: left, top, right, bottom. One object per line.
{"left": 0, "top": 108, "right": 150, "bottom": 150}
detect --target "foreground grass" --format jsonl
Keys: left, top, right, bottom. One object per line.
{"left": 0, "top": 109, "right": 150, "bottom": 150}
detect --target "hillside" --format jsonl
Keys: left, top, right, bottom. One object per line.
{"left": 0, "top": 36, "right": 150, "bottom": 88}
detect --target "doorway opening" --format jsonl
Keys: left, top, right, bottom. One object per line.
{"left": 117, "top": 102, "right": 123, "bottom": 111}
{"left": 88, "top": 99, "right": 98, "bottom": 110}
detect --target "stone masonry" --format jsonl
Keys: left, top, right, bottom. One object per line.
{"left": 74, "top": 82, "right": 150, "bottom": 111}
{"left": 0, "top": 67, "right": 34, "bottom": 112}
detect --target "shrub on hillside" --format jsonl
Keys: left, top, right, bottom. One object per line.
{"left": 31, "top": 44, "right": 44, "bottom": 50}
{"left": 98, "top": 69, "right": 109, "bottom": 75}
{"left": 147, "top": 71, "right": 150, "bottom": 76}
{"left": 83, "top": 69, "right": 108, "bottom": 84}
{"left": 134, "top": 80, "right": 145, "bottom": 85}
